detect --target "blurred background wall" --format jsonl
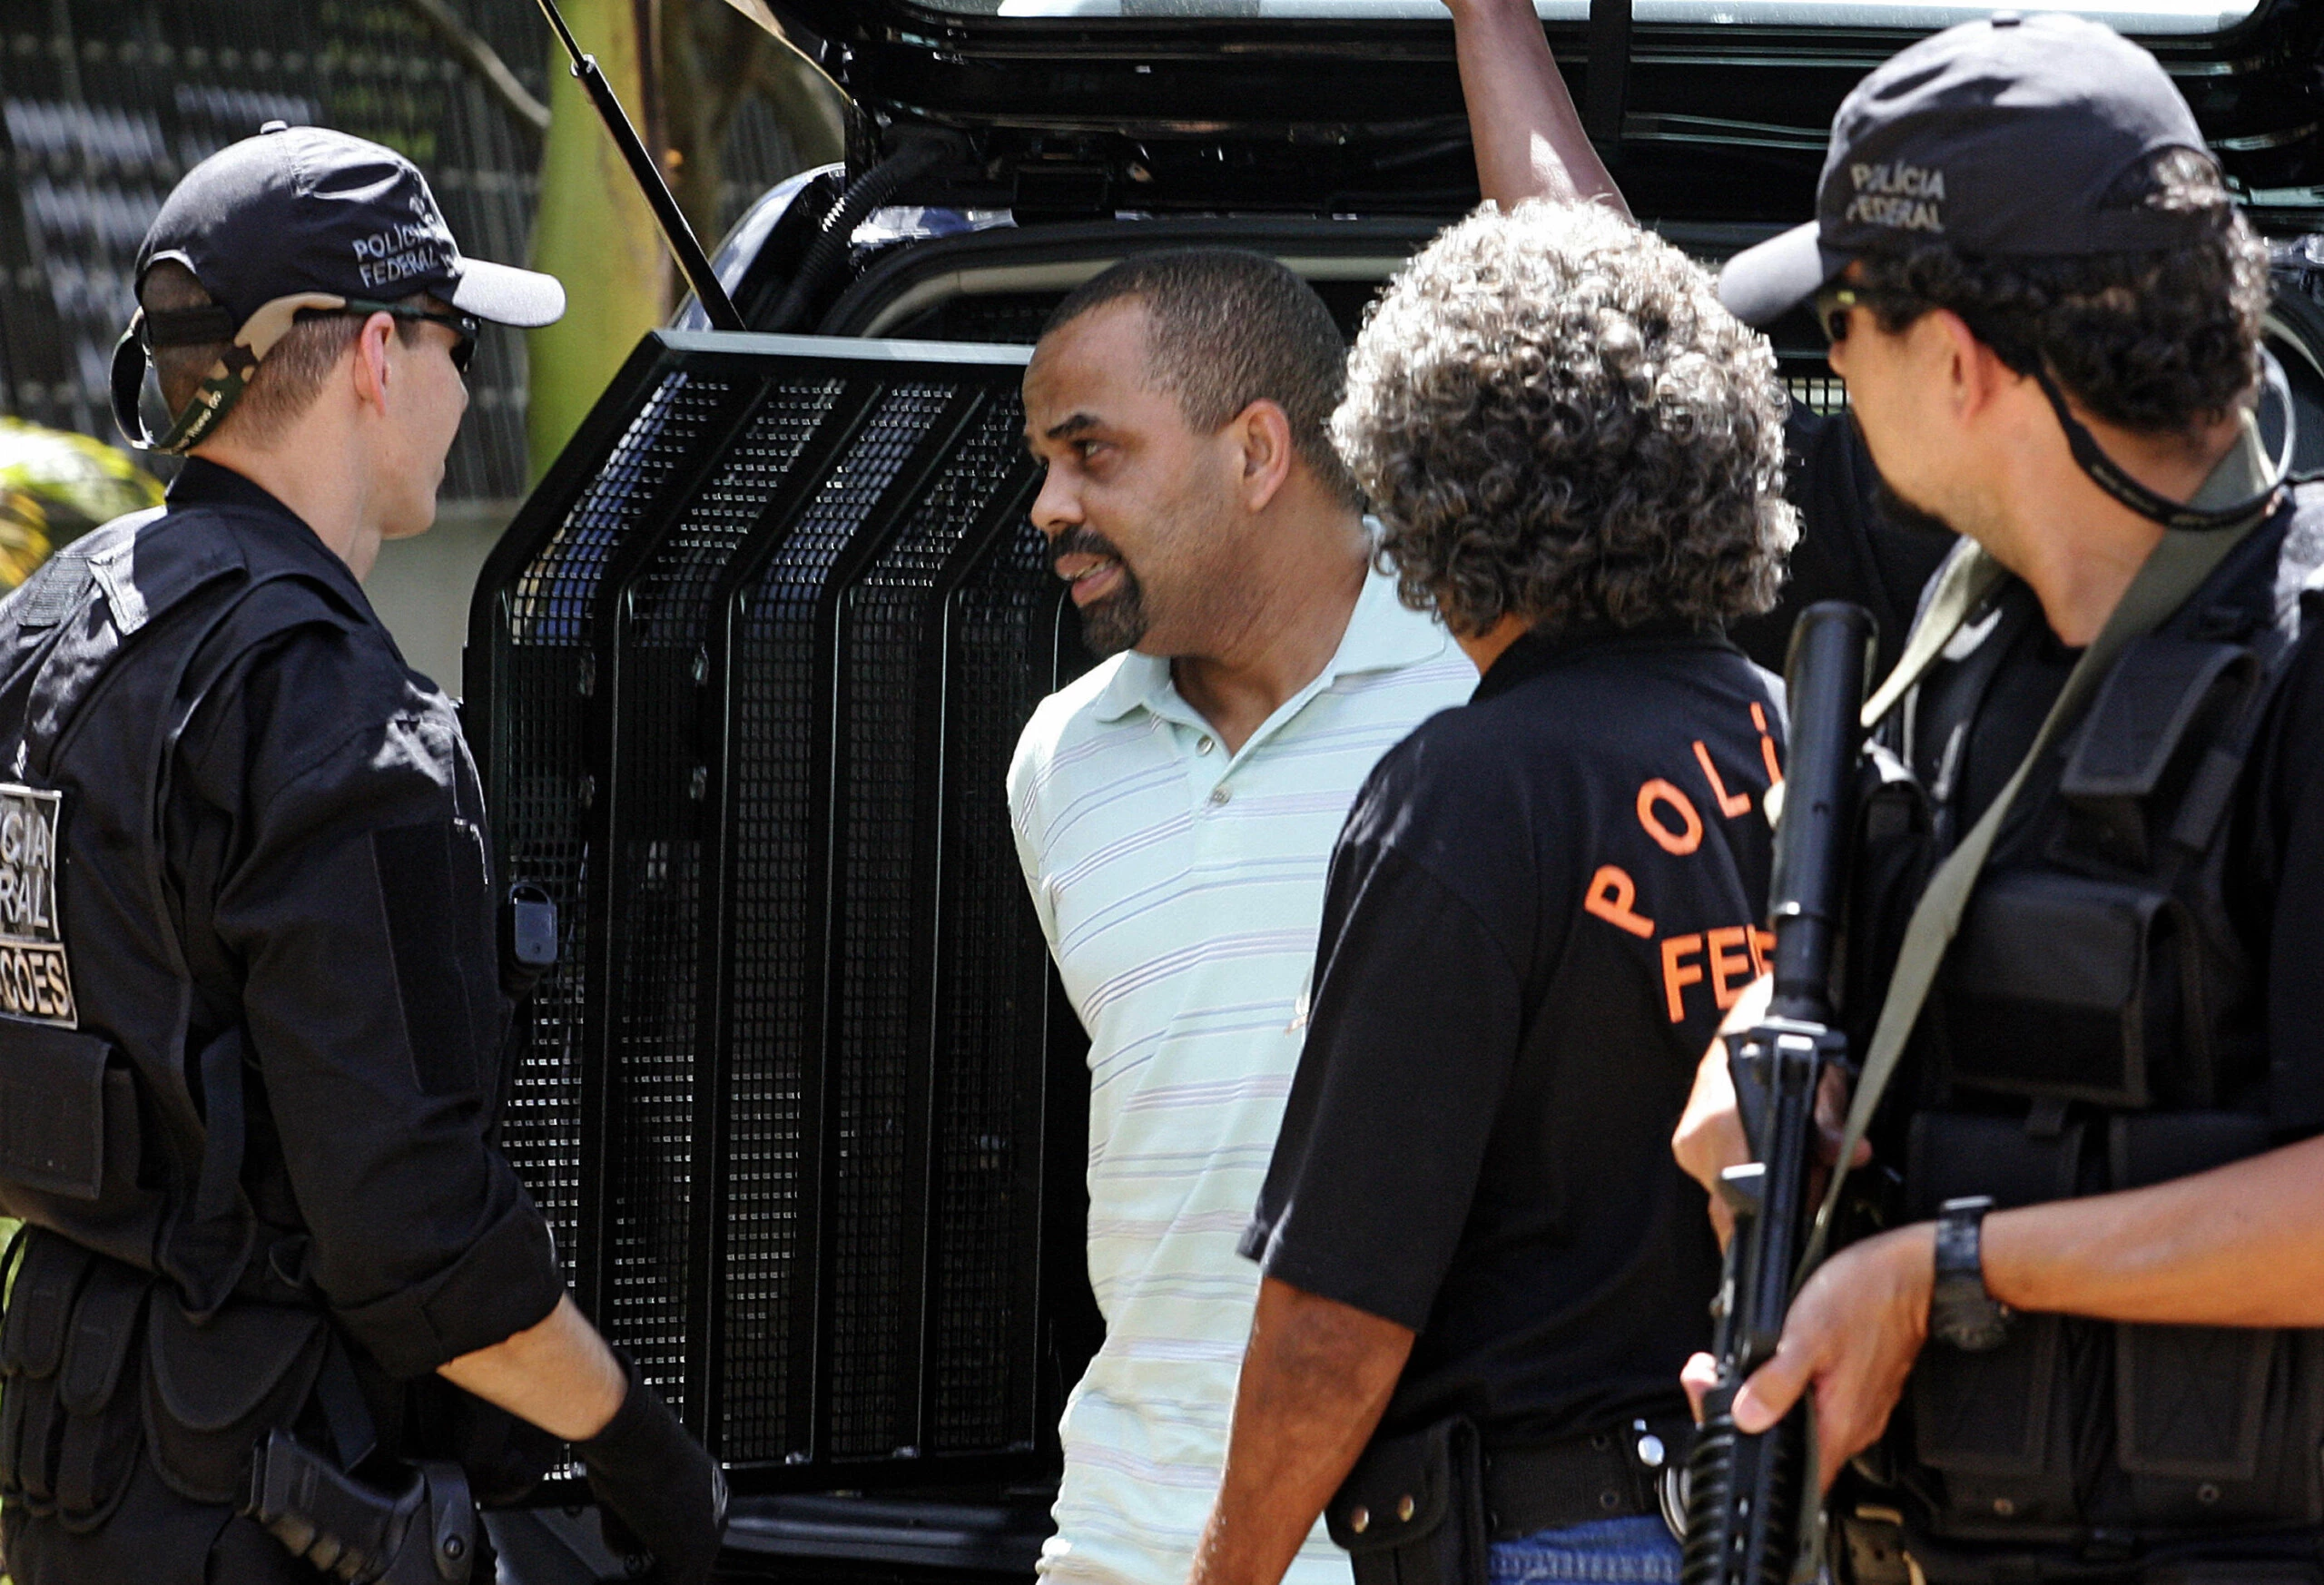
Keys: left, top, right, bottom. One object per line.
{"left": 0, "top": 0, "right": 842, "bottom": 685}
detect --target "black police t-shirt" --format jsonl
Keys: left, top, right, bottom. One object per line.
{"left": 1240, "top": 626, "right": 1781, "bottom": 1444}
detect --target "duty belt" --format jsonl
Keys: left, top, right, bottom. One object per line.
{"left": 1483, "top": 1416, "right": 1692, "bottom": 1539}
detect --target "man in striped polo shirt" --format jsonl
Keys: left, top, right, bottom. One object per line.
{"left": 1009, "top": 251, "right": 1476, "bottom": 1585}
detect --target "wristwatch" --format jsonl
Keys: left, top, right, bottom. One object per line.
{"left": 1929, "top": 1196, "right": 2014, "bottom": 1352}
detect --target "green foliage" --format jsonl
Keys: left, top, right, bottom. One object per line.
{"left": 526, "top": 0, "right": 668, "bottom": 482}
{"left": 0, "top": 420, "right": 164, "bottom": 589}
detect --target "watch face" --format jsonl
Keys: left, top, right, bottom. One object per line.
{"left": 1935, "top": 1305, "right": 2013, "bottom": 1354}
{"left": 1933, "top": 1198, "right": 2010, "bottom": 1352}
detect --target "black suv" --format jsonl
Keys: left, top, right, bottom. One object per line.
{"left": 468, "top": 5, "right": 2324, "bottom": 1579}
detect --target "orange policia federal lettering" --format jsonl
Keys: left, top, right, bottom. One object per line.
{"left": 1579, "top": 701, "right": 1784, "bottom": 1024}
{"left": 1583, "top": 864, "right": 1656, "bottom": 937}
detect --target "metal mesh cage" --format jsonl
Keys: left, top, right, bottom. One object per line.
{"left": 468, "top": 331, "right": 1087, "bottom": 1487}
{"left": 493, "top": 371, "right": 731, "bottom": 1290}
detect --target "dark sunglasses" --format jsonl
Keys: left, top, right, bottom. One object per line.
{"left": 303, "top": 298, "right": 480, "bottom": 374}
{"left": 1811, "top": 285, "right": 1866, "bottom": 344}
{"left": 1812, "top": 284, "right": 1927, "bottom": 347}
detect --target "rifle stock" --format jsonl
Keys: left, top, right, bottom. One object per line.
{"left": 1679, "top": 602, "right": 1873, "bottom": 1585}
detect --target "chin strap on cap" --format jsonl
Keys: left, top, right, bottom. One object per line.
{"left": 2033, "top": 359, "right": 2289, "bottom": 533}
{"left": 110, "top": 290, "right": 348, "bottom": 456}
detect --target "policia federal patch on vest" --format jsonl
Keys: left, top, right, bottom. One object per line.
{"left": 0, "top": 782, "right": 75, "bottom": 1027}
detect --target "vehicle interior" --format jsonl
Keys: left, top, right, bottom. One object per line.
{"left": 468, "top": 3, "right": 2324, "bottom": 1578}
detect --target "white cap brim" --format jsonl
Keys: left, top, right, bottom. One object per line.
{"left": 447, "top": 257, "right": 566, "bottom": 329}
{"left": 1717, "top": 222, "right": 1852, "bottom": 329}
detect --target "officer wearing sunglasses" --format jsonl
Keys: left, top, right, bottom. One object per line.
{"left": 0, "top": 124, "right": 727, "bottom": 1585}
{"left": 1451, "top": 4, "right": 2324, "bottom": 1580}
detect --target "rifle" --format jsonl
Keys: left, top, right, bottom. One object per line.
{"left": 1679, "top": 600, "right": 1873, "bottom": 1585}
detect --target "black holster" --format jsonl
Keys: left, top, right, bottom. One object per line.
{"left": 244, "top": 1429, "right": 475, "bottom": 1585}
{"left": 1327, "top": 1419, "right": 1490, "bottom": 1585}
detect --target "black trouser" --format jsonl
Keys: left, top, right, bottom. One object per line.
{"left": 6, "top": 1452, "right": 333, "bottom": 1585}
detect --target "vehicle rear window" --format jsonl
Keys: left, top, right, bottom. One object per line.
{"left": 948, "top": 0, "right": 2256, "bottom": 37}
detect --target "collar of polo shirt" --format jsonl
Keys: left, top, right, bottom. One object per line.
{"left": 1090, "top": 557, "right": 1446, "bottom": 725}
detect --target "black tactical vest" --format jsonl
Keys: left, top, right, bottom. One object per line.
{"left": 0, "top": 504, "right": 542, "bottom": 1550}
{"left": 1857, "top": 487, "right": 2324, "bottom": 1565}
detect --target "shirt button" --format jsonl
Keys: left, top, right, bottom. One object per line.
{"left": 1208, "top": 784, "right": 1232, "bottom": 807}
{"left": 1196, "top": 735, "right": 1216, "bottom": 755}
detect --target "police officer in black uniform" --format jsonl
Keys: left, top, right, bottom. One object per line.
{"left": 0, "top": 124, "right": 725, "bottom": 1584}
{"left": 1667, "top": 18, "right": 2324, "bottom": 1583}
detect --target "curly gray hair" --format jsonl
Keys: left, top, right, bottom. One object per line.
{"left": 1336, "top": 202, "right": 1797, "bottom": 640}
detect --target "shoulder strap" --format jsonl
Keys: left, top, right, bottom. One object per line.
{"left": 1802, "top": 510, "right": 2271, "bottom": 1273}
{"left": 1857, "top": 540, "right": 2008, "bottom": 731}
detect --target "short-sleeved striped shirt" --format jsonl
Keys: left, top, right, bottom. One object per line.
{"left": 1009, "top": 567, "right": 1477, "bottom": 1585}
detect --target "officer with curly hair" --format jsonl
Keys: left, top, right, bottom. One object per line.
{"left": 1187, "top": 200, "right": 1798, "bottom": 1585}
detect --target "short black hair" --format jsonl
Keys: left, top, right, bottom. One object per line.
{"left": 1854, "top": 147, "right": 2269, "bottom": 440}
{"left": 1042, "top": 249, "right": 1362, "bottom": 508}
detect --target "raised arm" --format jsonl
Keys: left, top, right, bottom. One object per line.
{"left": 1447, "top": 0, "right": 1632, "bottom": 217}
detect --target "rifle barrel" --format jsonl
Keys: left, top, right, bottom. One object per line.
{"left": 1766, "top": 602, "right": 1873, "bottom": 1023}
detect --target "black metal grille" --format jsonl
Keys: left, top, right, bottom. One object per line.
{"left": 468, "top": 332, "right": 1084, "bottom": 1490}
{"left": 495, "top": 371, "right": 727, "bottom": 1287}
{"left": 733, "top": 379, "right": 954, "bottom": 1462}
{"left": 602, "top": 381, "right": 838, "bottom": 1408}
{"left": 829, "top": 395, "right": 1031, "bottom": 1458}
{"left": 925, "top": 471, "right": 1067, "bottom": 1454}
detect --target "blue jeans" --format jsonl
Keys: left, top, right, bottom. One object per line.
{"left": 1488, "top": 1515, "right": 1682, "bottom": 1584}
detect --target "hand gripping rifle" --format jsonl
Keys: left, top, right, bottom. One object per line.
{"left": 1679, "top": 601, "right": 1874, "bottom": 1585}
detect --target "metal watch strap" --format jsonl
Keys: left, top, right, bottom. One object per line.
{"left": 1930, "top": 1195, "right": 2012, "bottom": 1352}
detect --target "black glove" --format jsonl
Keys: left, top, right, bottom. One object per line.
{"left": 576, "top": 1355, "right": 728, "bottom": 1585}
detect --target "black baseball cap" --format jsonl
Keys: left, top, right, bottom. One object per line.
{"left": 1718, "top": 14, "right": 2214, "bottom": 327}
{"left": 137, "top": 121, "right": 565, "bottom": 331}
{"left": 113, "top": 122, "right": 565, "bottom": 452}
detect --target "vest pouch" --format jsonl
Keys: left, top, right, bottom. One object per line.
{"left": 0, "top": 1229, "right": 153, "bottom": 1531}
{"left": 0, "top": 1028, "right": 164, "bottom": 1277}
{"left": 1938, "top": 871, "right": 2179, "bottom": 1108}
{"left": 141, "top": 1294, "right": 327, "bottom": 1506}
{"left": 0, "top": 1020, "right": 107, "bottom": 1201}
{"left": 2100, "top": 1114, "right": 2324, "bottom": 1532}
{"left": 1903, "top": 1112, "right": 2091, "bottom": 1539}
{"left": 0, "top": 1226, "right": 95, "bottom": 1506}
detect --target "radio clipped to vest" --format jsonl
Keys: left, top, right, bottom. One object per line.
{"left": 497, "top": 883, "right": 557, "bottom": 1000}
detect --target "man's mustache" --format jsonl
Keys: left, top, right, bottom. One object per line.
{"left": 1050, "top": 528, "right": 1129, "bottom": 576}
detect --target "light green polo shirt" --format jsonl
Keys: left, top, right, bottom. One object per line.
{"left": 1009, "top": 567, "right": 1476, "bottom": 1585}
